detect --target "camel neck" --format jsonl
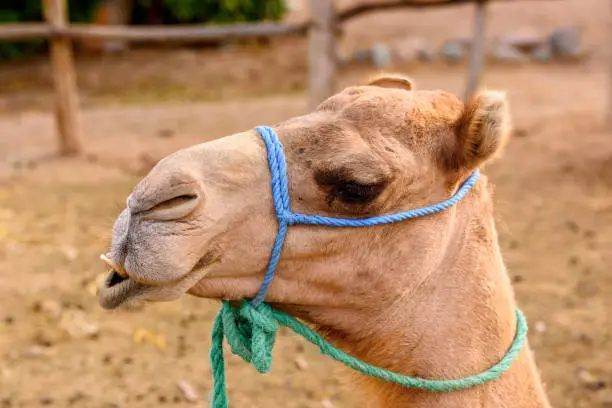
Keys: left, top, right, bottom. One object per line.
{"left": 338, "top": 269, "right": 545, "bottom": 407}
{"left": 290, "top": 203, "right": 551, "bottom": 408}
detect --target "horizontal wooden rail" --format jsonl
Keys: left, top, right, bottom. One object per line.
{"left": 0, "top": 23, "right": 52, "bottom": 40}
{"left": 0, "top": 22, "right": 309, "bottom": 42}
{"left": 337, "top": 0, "right": 557, "bottom": 21}
{"left": 65, "top": 22, "right": 308, "bottom": 42}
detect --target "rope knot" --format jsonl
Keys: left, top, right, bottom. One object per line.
{"left": 219, "top": 300, "right": 278, "bottom": 373}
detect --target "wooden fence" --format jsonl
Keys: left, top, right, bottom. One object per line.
{"left": 0, "top": 0, "right": 556, "bottom": 156}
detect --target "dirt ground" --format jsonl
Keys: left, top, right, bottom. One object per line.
{"left": 1, "top": 1, "right": 612, "bottom": 407}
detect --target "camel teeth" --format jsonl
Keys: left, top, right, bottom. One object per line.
{"left": 100, "top": 254, "right": 129, "bottom": 278}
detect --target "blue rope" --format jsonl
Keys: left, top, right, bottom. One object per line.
{"left": 285, "top": 171, "right": 479, "bottom": 227}
{"left": 251, "top": 126, "right": 292, "bottom": 306}
{"left": 252, "top": 125, "right": 480, "bottom": 304}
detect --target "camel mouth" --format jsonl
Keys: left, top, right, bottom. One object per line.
{"left": 107, "top": 269, "right": 129, "bottom": 287}
{"left": 97, "top": 269, "right": 144, "bottom": 309}
{"left": 99, "top": 253, "right": 176, "bottom": 287}
{"left": 97, "top": 252, "right": 219, "bottom": 310}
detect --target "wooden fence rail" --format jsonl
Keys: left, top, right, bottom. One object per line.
{"left": 0, "top": 22, "right": 309, "bottom": 42}
{"left": 65, "top": 22, "right": 307, "bottom": 42}
{"left": 0, "top": 23, "right": 52, "bottom": 40}
{"left": 0, "top": 0, "right": 559, "bottom": 156}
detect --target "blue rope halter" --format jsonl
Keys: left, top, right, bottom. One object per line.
{"left": 251, "top": 125, "right": 481, "bottom": 306}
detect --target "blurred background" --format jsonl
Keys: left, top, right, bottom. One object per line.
{"left": 0, "top": 0, "right": 610, "bottom": 407}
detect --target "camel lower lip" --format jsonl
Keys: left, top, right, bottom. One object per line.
{"left": 98, "top": 269, "right": 175, "bottom": 309}
{"left": 98, "top": 271, "right": 143, "bottom": 309}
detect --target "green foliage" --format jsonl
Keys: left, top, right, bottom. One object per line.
{"left": 0, "top": 0, "right": 100, "bottom": 60}
{"left": 0, "top": 0, "right": 42, "bottom": 60}
{"left": 133, "top": 0, "right": 287, "bottom": 24}
{"left": 0, "top": 0, "right": 288, "bottom": 60}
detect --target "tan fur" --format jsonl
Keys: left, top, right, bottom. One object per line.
{"left": 98, "top": 76, "right": 551, "bottom": 408}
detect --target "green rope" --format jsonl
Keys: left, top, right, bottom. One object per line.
{"left": 209, "top": 300, "right": 528, "bottom": 408}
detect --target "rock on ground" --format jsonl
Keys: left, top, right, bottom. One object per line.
{"left": 391, "top": 37, "right": 436, "bottom": 62}
{"left": 492, "top": 42, "right": 527, "bottom": 63}
{"left": 550, "top": 27, "right": 582, "bottom": 58}
{"left": 371, "top": 43, "right": 392, "bottom": 68}
{"left": 532, "top": 43, "right": 553, "bottom": 62}
{"left": 441, "top": 39, "right": 466, "bottom": 63}
{"left": 498, "top": 31, "right": 545, "bottom": 53}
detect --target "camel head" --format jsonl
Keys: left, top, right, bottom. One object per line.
{"left": 98, "top": 75, "right": 511, "bottom": 314}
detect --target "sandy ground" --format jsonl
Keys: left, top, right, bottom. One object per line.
{"left": 1, "top": 1, "right": 612, "bottom": 407}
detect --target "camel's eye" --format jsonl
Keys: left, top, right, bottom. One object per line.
{"left": 315, "top": 168, "right": 388, "bottom": 206}
{"left": 333, "top": 182, "right": 384, "bottom": 204}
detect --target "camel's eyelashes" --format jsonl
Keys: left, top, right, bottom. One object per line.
{"left": 333, "top": 182, "right": 384, "bottom": 204}
{"left": 314, "top": 168, "right": 387, "bottom": 206}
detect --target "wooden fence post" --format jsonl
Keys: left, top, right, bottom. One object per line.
{"left": 609, "top": 0, "right": 612, "bottom": 127}
{"left": 43, "top": 0, "right": 83, "bottom": 156}
{"left": 308, "top": 0, "right": 336, "bottom": 110}
{"left": 464, "top": 0, "right": 488, "bottom": 101}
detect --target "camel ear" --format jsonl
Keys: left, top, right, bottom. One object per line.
{"left": 366, "top": 74, "right": 413, "bottom": 91}
{"left": 447, "top": 90, "right": 511, "bottom": 171}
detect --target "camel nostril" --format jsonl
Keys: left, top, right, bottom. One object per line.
{"left": 146, "top": 193, "right": 200, "bottom": 221}
{"left": 151, "top": 194, "right": 197, "bottom": 211}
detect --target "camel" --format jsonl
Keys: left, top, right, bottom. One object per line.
{"left": 98, "top": 74, "right": 552, "bottom": 408}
